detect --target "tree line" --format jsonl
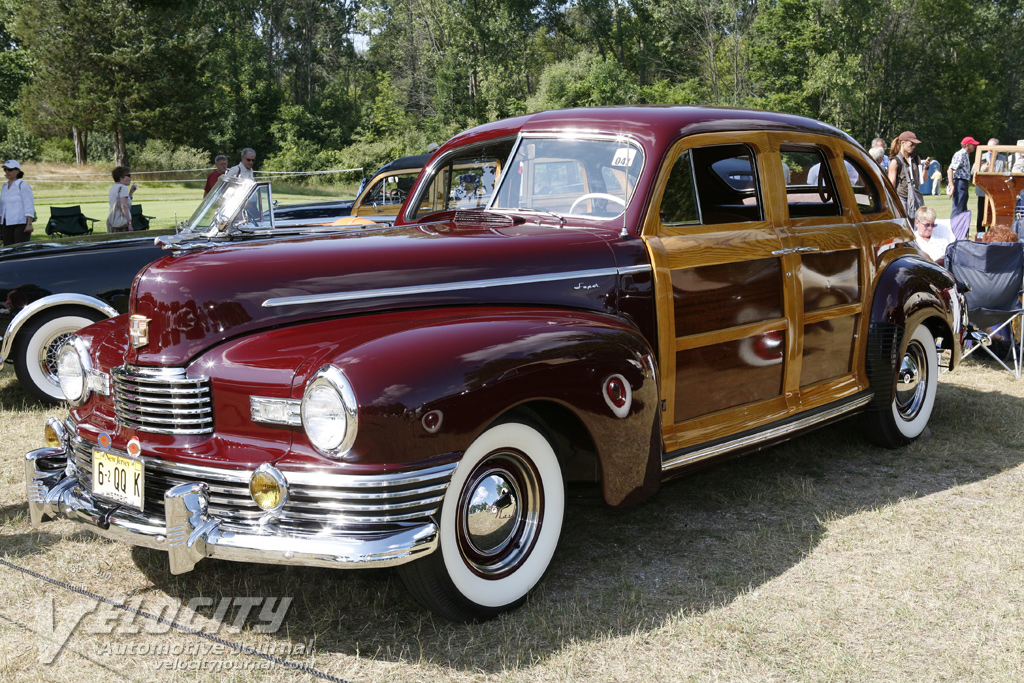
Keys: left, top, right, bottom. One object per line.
{"left": 0, "top": 0, "right": 1021, "bottom": 177}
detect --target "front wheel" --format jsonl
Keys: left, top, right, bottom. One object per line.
{"left": 398, "top": 421, "right": 565, "bottom": 622}
{"left": 863, "top": 324, "right": 938, "bottom": 448}
{"left": 12, "top": 308, "right": 105, "bottom": 404}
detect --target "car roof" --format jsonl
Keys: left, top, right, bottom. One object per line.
{"left": 373, "top": 153, "right": 433, "bottom": 176}
{"left": 436, "top": 106, "right": 857, "bottom": 156}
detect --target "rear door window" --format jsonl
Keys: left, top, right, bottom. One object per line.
{"left": 780, "top": 145, "right": 841, "bottom": 218}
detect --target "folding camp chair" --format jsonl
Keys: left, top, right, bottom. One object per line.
{"left": 45, "top": 206, "right": 98, "bottom": 237}
{"left": 130, "top": 204, "right": 154, "bottom": 231}
{"left": 949, "top": 210, "right": 971, "bottom": 241}
{"left": 945, "top": 240, "right": 1024, "bottom": 377}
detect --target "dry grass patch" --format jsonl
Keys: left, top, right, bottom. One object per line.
{"left": 2, "top": 357, "right": 1023, "bottom": 681}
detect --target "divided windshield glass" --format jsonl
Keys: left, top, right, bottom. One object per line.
{"left": 491, "top": 137, "right": 644, "bottom": 220}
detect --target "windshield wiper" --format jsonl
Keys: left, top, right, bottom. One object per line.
{"left": 514, "top": 206, "right": 566, "bottom": 226}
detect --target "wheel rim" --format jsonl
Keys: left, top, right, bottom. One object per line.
{"left": 456, "top": 450, "right": 543, "bottom": 579}
{"left": 36, "top": 327, "right": 81, "bottom": 388}
{"left": 895, "top": 339, "right": 928, "bottom": 421}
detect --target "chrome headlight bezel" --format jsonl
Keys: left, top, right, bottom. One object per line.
{"left": 300, "top": 366, "right": 358, "bottom": 459}
{"left": 56, "top": 337, "right": 91, "bottom": 406}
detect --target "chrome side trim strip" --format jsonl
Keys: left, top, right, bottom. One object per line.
{"left": 262, "top": 265, "right": 651, "bottom": 308}
{"left": 662, "top": 393, "right": 872, "bottom": 472}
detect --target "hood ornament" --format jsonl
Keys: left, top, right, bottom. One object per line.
{"left": 129, "top": 315, "right": 150, "bottom": 349}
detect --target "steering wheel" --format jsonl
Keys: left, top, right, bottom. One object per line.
{"left": 388, "top": 189, "right": 405, "bottom": 202}
{"left": 568, "top": 193, "right": 626, "bottom": 215}
{"left": 242, "top": 208, "right": 260, "bottom": 227}
{"left": 816, "top": 171, "right": 832, "bottom": 205}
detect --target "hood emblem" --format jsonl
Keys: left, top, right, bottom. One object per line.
{"left": 129, "top": 315, "right": 150, "bottom": 349}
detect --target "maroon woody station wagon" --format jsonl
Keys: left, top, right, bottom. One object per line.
{"left": 26, "top": 107, "right": 964, "bottom": 621}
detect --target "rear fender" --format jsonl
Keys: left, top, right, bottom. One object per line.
{"left": 866, "top": 255, "right": 962, "bottom": 409}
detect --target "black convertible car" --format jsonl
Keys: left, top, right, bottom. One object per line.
{"left": 0, "top": 174, "right": 392, "bottom": 402}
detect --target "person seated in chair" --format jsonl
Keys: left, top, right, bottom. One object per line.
{"left": 980, "top": 225, "right": 1020, "bottom": 243}
{"left": 913, "top": 206, "right": 948, "bottom": 265}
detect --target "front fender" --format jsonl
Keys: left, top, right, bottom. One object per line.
{"left": 256, "top": 307, "right": 662, "bottom": 506}
{"left": 1, "top": 293, "right": 118, "bottom": 362}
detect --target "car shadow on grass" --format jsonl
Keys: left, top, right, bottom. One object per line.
{"left": 112, "top": 380, "right": 1024, "bottom": 674}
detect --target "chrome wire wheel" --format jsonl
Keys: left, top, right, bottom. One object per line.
{"left": 38, "top": 327, "right": 81, "bottom": 386}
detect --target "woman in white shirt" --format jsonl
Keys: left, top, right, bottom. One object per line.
{"left": 913, "top": 206, "right": 949, "bottom": 266}
{"left": 107, "top": 166, "right": 137, "bottom": 232}
{"left": 1, "top": 159, "right": 35, "bottom": 246}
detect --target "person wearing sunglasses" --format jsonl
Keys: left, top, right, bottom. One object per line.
{"left": 224, "top": 148, "right": 257, "bottom": 181}
{"left": 913, "top": 206, "right": 948, "bottom": 266}
{"left": 1, "top": 159, "right": 35, "bottom": 245}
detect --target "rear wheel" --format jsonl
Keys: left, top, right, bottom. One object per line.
{"left": 12, "top": 308, "right": 105, "bottom": 404}
{"left": 864, "top": 324, "right": 938, "bottom": 448}
{"left": 398, "top": 421, "right": 565, "bottom": 622}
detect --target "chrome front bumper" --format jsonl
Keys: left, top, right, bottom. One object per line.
{"left": 25, "top": 447, "right": 441, "bottom": 574}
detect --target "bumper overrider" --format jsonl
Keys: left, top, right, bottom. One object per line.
{"left": 26, "top": 419, "right": 455, "bottom": 575}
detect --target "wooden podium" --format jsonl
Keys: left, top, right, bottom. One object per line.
{"left": 972, "top": 145, "right": 1024, "bottom": 229}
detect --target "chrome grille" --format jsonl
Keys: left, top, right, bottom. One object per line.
{"left": 69, "top": 437, "right": 456, "bottom": 535}
{"left": 112, "top": 365, "right": 213, "bottom": 435}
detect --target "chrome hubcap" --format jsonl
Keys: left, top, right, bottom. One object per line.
{"left": 457, "top": 451, "right": 541, "bottom": 578}
{"left": 895, "top": 340, "right": 927, "bottom": 421}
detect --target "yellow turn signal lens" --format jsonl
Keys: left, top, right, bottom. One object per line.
{"left": 249, "top": 465, "right": 288, "bottom": 511}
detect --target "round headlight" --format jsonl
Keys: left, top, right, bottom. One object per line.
{"left": 301, "top": 366, "right": 358, "bottom": 459}
{"left": 56, "top": 341, "right": 89, "bottom": 405}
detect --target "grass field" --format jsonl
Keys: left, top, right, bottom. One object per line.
{"left": 1, "top": 354, "right": 1022, "bottom": 682}
{"left": 21, "top": 162, "right": 360, "bottom": 237}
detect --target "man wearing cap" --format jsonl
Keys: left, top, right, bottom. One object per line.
{"left": 947, "top": 136, "right": 979, "bottom": 220}
{"left": 0, "top": 159, "right": 35, "bottom": 246}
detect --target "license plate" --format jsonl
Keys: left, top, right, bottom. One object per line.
{"left": 92, "top": 450, "right": 145, "bottom": 510}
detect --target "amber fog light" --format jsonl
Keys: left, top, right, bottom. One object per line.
{"left": 249, "top": 464, "right": 288, "bottom": 512}
{"left": 44, "top": 417, "right": 66, "bottom": 448}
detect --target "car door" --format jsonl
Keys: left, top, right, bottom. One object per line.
{"left": 765, "top": 134, "right": 872, "bottom": 410}
{"left": 642, "top": 132, "right": 799, "bottom": 461}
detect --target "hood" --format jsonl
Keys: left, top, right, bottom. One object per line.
{"left": 0, "top": 234, "right": 162, "bottom": 261}
{"left": 128, "top": 214, "right": 629, "bottom": 366}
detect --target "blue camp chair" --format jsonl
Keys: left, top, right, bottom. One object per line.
{"left": 945, "top": 240, "right": 1024, "bottom": 377}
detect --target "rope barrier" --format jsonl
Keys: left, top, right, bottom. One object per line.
{"left": 29, "top": 168, "right": 363, "bottom": 183}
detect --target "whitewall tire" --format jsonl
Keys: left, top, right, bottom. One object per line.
{"left": 399, "top": 421, "right": 564, "bottom": 622}
{"left": 13, "top": 309, "right": 104, "bottom": 404}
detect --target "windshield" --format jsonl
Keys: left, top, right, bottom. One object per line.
{"left": 491, "top": 137, "right": 643, "bottom": 220}
{"left": 179, "top": 177, "right": 261, "bottom": 236}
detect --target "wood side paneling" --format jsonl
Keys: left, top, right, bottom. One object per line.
{"left": 674, "top": 336, "right": 785, "bottom": 422}
{"left": 802, "top": 250, "right": 861, "bottom": 311}
{"left": 800, "top": 315, "right": 858, "bottom": 386}
{"left": 672, "top": 258, "right": 784, "bottom": 337}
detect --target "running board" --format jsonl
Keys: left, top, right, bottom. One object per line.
{"left": 662, "top": 392, "right": 873, "bottom": 473}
